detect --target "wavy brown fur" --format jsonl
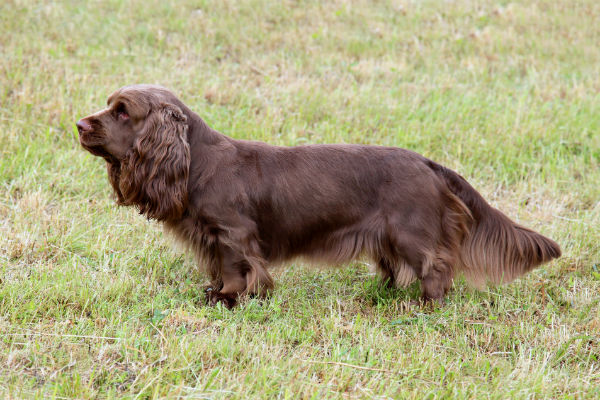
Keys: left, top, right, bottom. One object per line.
{"left": 118, "top": 104, "right": 190, "bottom": 221}
{"left": 77, "top": 85, "right": 561, "bottom": 307}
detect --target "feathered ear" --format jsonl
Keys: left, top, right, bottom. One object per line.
{"left": 119, "top": 103, "right": 190, "bottom": 221}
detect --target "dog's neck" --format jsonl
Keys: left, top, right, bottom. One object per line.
{"left": 184, "top": 109, "right": 228, "bottom": 145}
{"left": 183, "top": 110, "right": 235, "bottom": 200}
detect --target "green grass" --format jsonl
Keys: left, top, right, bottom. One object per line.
{"left": 1, "top": 0, "right": 599, "bottom": 398}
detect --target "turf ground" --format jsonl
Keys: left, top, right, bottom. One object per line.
{"left": 0, "top": 0, "right": 599, "bottom": 398}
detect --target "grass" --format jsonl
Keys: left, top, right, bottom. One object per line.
{"left": 1, "top": 0, "right": 599, "bottom": 398}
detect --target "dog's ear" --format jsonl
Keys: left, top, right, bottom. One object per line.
{"left": 119, "top": 103, "right": 190, "bottom": 221}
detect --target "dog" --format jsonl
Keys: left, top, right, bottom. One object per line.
{"left": 77, "top": 84, "right": 561, "bottom": 307}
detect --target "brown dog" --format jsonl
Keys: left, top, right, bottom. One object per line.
{"left": 77, "top": 85, "right": 561, "bottom": 307}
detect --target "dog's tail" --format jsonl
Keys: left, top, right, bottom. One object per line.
{"left": 429, "top": 161, "right": 561, "bottom": 286}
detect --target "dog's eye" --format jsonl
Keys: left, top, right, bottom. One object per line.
{"left": 115, "top": 103, "right": 129, "bottom": 121}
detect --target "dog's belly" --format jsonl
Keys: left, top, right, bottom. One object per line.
{"left": 260, "top": 210, "right": 387, "bottom": 265}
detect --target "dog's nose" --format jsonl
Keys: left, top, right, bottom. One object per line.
{"left": 76, "top": 119, "right": 92, "bottom": 134}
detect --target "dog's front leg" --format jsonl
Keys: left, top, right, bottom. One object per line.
{"left": 204, "top": 254, "right": 245, "bottom": 308}
{"left": 205, "top": 243, "right": 273, "bottom": 308}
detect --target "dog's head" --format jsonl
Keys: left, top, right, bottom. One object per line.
{"left": 77, "top": 85, "right": 191, "bottom": 221}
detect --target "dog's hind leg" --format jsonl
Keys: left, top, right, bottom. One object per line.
{"left": 383, "top": 223, "right": 451, "bottom": 303}
{"left": 419, "top": 257, "right": 454, "bottom": 304}
{"left": 418, "top": 190, "right": 469, "bottom": 304}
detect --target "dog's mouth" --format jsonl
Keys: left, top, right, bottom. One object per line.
{"left": 81, "top": 140, "right": 111, "bottom": 159}
{"left": 79, "top": 132, "right": 118, "bottom": 164}
{"left": 79, "top": 129, "right": 102, "bottom": 147}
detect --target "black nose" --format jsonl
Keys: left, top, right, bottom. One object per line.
{"left": 76, "top": 119, "right": 92, "bottom": 134}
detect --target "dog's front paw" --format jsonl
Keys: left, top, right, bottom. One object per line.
{"left": 408, "top": 296, "right": 445, "bottom": 308}
{"left": 205, "top": 288, "right": 237, "bottom": 309}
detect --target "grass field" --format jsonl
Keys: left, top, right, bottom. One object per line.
{"left": 1, "top": 0, "right": 599, "bottom": 398}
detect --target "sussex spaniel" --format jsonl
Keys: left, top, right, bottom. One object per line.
{"left": 77, "top": 85, "right": 561, "bottom": 308}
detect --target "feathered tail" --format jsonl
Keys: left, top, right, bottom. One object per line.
{"left": 428, "top": 161, "right": 561, "bottom": 286}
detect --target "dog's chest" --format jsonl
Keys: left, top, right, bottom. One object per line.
{"left": 164, "top": 214, "right": 219, "bottom": 255}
